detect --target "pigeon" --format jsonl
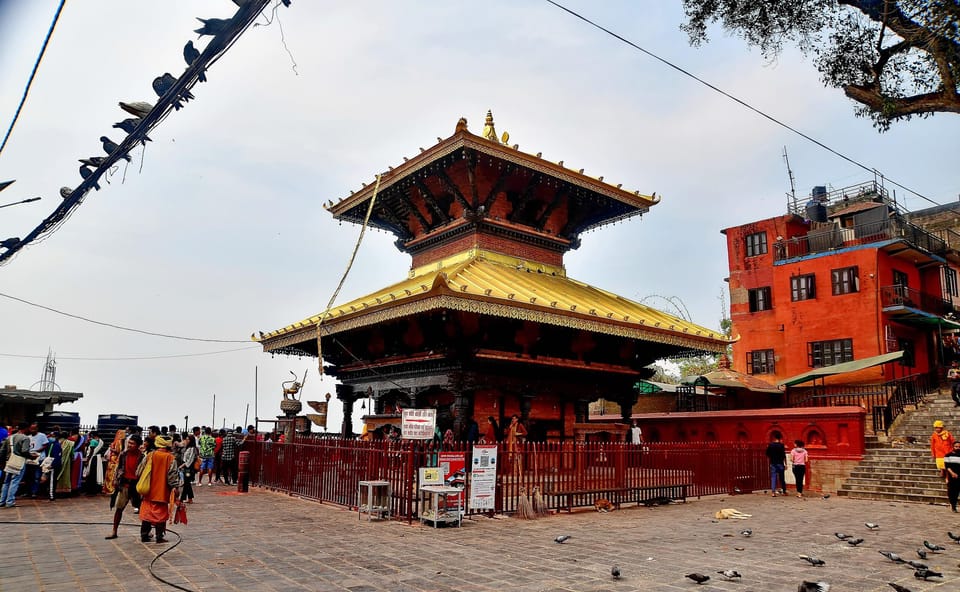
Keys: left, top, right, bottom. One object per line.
{"left": 916, "top": 548, "right": 927, "bottom": 559}
{"left": 822, "top": 494, "right": 831, "bottom": 499}
{"left": 183, "top": 40, "right": 206, "bottom": 82}
{"left": 717, "top": 570, "right": 741, "bottom": 580}
{"left": 611, "top": 565, "right": 620, "bottom": 580}
{"left": 948, "top": 531, "right": 960, "bottom": 543}
{"left": 194, "top": 17, "right": 232, "bottom": 37}
{"left": 554, "top": 535, "right": 571, "bottom": 544}
{"left": 685, "top": 573, "right": 710, "bottom": 584}
{"left": 888, "top": 583, "right": 913, "bottom": 592}
{"left": 78, "top": 157, "right": 106, "bottom": 167}
{"left": 913, "top": 568, "right": 943, "bottom": 580}
{"left": 152, "top": 73, "right": 194, "bottom": 102}
{"left": 0, "top": 237, "right": 19, "bottom": 249}
{"left": 799, "top": 555, "right": 825, "bottom": 566}
{"left": 922, "top": 540, "right": 945, "bottom": 552}
{"left": 834, "top": 532, "right": 851, "bottom": 540}
{"left": 905, "top": 560, "right": 927, "bottom": 569}
{"left": 99, "top": 136, "right": 130, "bottom": 162}
{"left": 119, "top": 101, "right": 153, "bottom": 118}
{"left": 879, "top": 551, "right": 905, "bottom": 563}
{"left": 79, "top": 165, "right": 100, "bottom": 190}
{"left": 739, "top": 528, "right": 752, "bottom": 537}
{"left": 59, "top": 186, "right": 72, "bottom": 199}
{"left": 112, "top": 119, "right": 151, "bottom": 142}
{"left": 798, "top": 582, "right": 830, "bottom": 592}
{"left": 865, "top": 522, "right": 880, "bottom": 530}
{"left": 847, "top": 538, "right": 865, "bottom": 546}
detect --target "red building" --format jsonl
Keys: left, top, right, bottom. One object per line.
{"left": 723, "top": 181, "right": 960, "bottom": 386}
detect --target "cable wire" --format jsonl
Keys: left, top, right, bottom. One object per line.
{"left": 544, "top": 0, "right": 941, "bottom": 207}
{"left": 0, "top": 346, "right": 259, "bottom": 361}
{"left": 0, "top": 0, "right": 67, "bottom": 159}
{"left": 0, "top": 291, "right": 250, "bottom": 343}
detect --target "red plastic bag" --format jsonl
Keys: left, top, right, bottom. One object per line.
{"left": 174, "top": 503, "right": 188, "bottom": 525}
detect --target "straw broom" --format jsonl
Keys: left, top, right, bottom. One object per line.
{"left": 516, "top": 486, "right": 536, "bottom": 519}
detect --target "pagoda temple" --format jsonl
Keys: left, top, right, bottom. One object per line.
{"left": 256, "top": 112, "right": 728, "bottom": 439}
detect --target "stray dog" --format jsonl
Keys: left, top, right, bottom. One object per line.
{"left": 594, "top": 498, "right": 615, "bottom": 513}
{"left": 715, "top": 508, "right": 752, "bottom": 520}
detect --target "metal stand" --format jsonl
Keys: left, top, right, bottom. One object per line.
{"left": 419, "top": 485, "right": 463, "bottom": 528}
{"left": 358, "top": 480, "right": 391, "bottom": 521}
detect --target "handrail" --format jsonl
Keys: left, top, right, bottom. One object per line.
{"left": 773, "top": 216, "right": 947, "bottom": 262}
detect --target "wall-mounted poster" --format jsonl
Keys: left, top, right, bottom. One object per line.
{"left": 470, "top": 444, "right": 497, "bottom": 511}
{"left": 401, "top": 408, "right": 436, "bottom": 439}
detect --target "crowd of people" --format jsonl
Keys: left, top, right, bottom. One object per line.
{"left": 0, "top": 422, "right": 273, "bottom": 543}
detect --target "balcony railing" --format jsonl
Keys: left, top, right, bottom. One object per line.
{"left": 880, "top": 285, "right": 954, "bottom": 316}
{"left": 774, "top": 216, "right": 948, "bottom": 262}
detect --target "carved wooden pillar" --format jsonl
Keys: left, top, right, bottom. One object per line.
{"left": 520, "top": 394, "right": 534, "bottom": 424}
{"left": 574, "top": 399, "right": 590, "bottom": 423}
{"left": 618, "top": 391, "right": 639, "bottom": 424}
{"left": 336, "top": 384, "right": 358, "bottom": 438}
{"left": 453, "top": 391, "right": 471, "bottom": 439}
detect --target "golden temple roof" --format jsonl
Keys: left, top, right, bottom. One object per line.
{"left": 324, "top": 111, "right": 661, "bottom": 220}
{"left": 257, "top": 249, "right": 728, "bottom": 353}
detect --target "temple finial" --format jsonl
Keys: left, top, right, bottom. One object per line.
{"left": 455, "top": 117, "right": 468, "bottom": 133}
{"left": 482, "top": 109, "right": 498, "bottom": 142}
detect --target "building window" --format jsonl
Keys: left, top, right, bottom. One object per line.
{"left": 831, "top": 266, "right": 859, "bottom": 295}
{"left": 745, "top": 232, "right": 767, "bottom": 257}
{"left": 892, "top": 269, "right": 908, "bottom": 288}
{"left": 897, "top": 338, "right": 915, "bottom": 368}
{"left": 946, "top": 268, "right": 959, "bottom": 297}
{"left": 748, "top": 287, "right": 772, "bottom": 312}
{"left": 790, "top": 274, "right": 816, "bottom": 301}
{"left": 747, "top": 350, "right": 775, "bottom": 374}
{"left": 807, "top": 338, "right": 854, "bottom": 368}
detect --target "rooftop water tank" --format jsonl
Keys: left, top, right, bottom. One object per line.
{"left": 35, "top": 410, "right": 80, "bottom": 434}
{"left": 811, "top": 185, "right": 828, "bottom": 199}
{"left": 805, "top": 200, "right": 827, "bottom": 223}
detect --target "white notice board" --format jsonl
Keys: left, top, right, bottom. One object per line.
{"left": 470, "top": 444, "right": 498, "bottom": 511}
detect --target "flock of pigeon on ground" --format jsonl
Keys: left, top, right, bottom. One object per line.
{"left": 552, "top": 521, "right": 960, "bottom": 591}
{"left": 65, "top": 0, "right": 291, "bottom": 201}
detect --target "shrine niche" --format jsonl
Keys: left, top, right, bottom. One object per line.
{"left": 256, "top": 112, "right": 728, "bottom": 439}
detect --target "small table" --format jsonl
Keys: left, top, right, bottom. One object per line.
{"left": 419, "top": 485, "right": 463, "bottom": 528}
{"left": 358, "top": 480, "right": 391, "bottom": 521}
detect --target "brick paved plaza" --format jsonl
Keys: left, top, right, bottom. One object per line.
{"left": 2, "top": 487, "right": 959, "bottom": 591}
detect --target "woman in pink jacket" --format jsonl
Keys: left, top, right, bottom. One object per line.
{"left": 790, "top": 440, "right": 809, "bottom": 498}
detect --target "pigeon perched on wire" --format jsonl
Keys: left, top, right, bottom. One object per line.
{"left": 913, "top": 568, "right": 942, "bottom": 580}
{"left": 610, "top": 565, "right": 620, "bottom": 580}
{"left": 888, "top": 583, "right": 913, "bottom": 592}
{"left": 112, "top": 118, "right": 151, "bottom": 142}
{"left": 717, "top": 570, "right": 741, "bottom": 580}
{"left": 183, "top": 40, "right": 206, "bottom": 82}
{"left": 194, "top": 17, "right": 232, "bottom": 37}
{"left": 152, "top": 73, "right": 194, "bottom": 110}
{"left": 799, "top": 555, "right": 825, "bottom": 566}
{"left": 99, "top": 137, "right": 131, "bottom": 162}
{"left": 879, "top": 551, "right": 905, "bottom": 563}
{"left": 78, "top": 157, "right": 106, "bottom": 168}
{"left": 0, "top": 237, "right": 19, "bottom": 250}
{"left": 79, "top": 165, "right": 100, "bottom": 190}
{"left": 685, "top": 573, "right": 710, "bottom": 584}
{"left": 119, "top": 101, "right": 153, "bottom": 118}
{"left": 847, "top": 538, "right": 864, "bottom": 546}
{"left": 798, "top": 582, "right": 830, "bottom": 592}
{"left": 59, "top": 187, "right": 72, "bottom": 199}
{"left": 922, "top": 540, "right": 945, "bottom": 552}
{"left": 554, "top": 535, "right": 571, "bottom": 544}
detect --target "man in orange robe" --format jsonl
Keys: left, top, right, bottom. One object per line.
{"left": 139, "top": 436, "right": 179, "bottom": 543}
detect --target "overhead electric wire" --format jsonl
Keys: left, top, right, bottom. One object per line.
{"left": 544, "top": 0, "right": 941, "bottom": 207}
{"left": 0, "top": 346, "right": 258, "bottom": 361}
{"left": 0, "top": 291, "right": 250, "bottom": 343}
{"left": 0, "top": 0, "right": 66, "bottom": 159}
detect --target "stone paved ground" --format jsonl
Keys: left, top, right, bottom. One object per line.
{"left": 2, "top": 486, "right": 960, "bottom": 592}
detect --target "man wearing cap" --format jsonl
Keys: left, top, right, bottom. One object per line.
{"left": 931, "top": 420, "right": 955, "bottom": 477}
{"left": 137, "top": 435, "right": 179, "bottom": 543}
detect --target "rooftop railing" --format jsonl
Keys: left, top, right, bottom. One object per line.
{"left": 774, "top": 216, "right": 947, "bottom": 262}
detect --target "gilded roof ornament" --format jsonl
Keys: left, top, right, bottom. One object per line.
{"left": 455, "top": 117, "right": 468, "bottom": 133}
{"left": 482, "top": 109, "right": 498, "bottom": 142}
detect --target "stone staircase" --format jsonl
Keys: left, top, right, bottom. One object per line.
{"left": 837, "top": 387, "right": 960, "bottom": 504}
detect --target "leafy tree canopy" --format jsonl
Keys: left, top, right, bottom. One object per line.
{"left": 680, "top": 0, "right": 960, "bottom": 129}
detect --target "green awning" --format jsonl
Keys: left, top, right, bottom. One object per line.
{"left": 777, "top": 350, "right": 905, "bottom": 387}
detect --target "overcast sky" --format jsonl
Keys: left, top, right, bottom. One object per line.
{"left": 1, "top": 1, "right": 957, "bottom": 433}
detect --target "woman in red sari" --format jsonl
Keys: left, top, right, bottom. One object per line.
{"left": 102, "top": 429, "right": 126, "bottom": 495}
{"left": 138, "top": 436, "right": 179, "bottom": 544}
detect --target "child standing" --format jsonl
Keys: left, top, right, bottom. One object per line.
{"left": 790, "top": 440, "right": 809, "bottom": 498}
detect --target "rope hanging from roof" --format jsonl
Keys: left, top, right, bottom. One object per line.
{"left": 317, "top": 174, "right": 381, "bottom": 375}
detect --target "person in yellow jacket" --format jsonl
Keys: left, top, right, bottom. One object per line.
{"left": 137, "top": 436, "right": 180, "bottom": 543}
{"left": 931, "top": 420, "right": 955, "bottom": 477}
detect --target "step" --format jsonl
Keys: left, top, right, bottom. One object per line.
{"left": 841, "top": 478, "right": 946, "bottom": 492}
{"left": 837, "top": 490, "right": 948, "bottom": 504}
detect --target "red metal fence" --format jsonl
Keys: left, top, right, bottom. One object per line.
{"left": 246, "top": 439, "right": 769, "bottom": 521}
